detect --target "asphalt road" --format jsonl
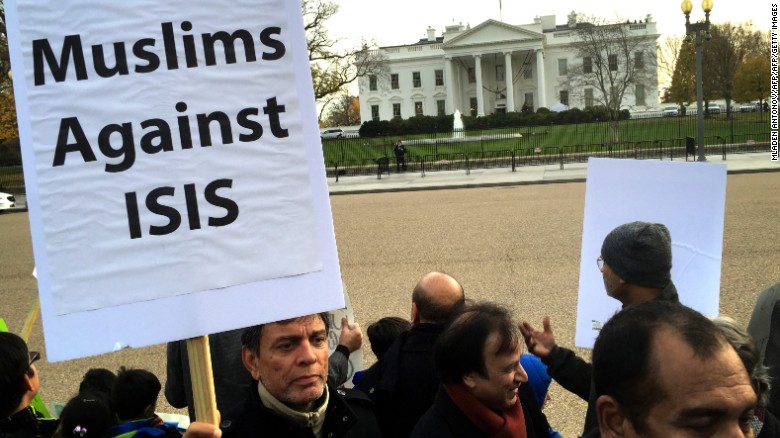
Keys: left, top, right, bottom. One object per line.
{"left": 1, "top": 172, "right": 778, "bottom": 436}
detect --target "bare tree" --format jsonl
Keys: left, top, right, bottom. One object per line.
{"left": 657, "top": 35, "right": 683, "bottom": 99}
{"left": 562, "top": 14, "right": 658, "bottom": 142}
{"left": 302, "top": 0, "right": 386, "bottom": 100}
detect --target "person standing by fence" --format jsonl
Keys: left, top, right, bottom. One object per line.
{"left": 393, "top": 141, "right": 407, "bottom": 172}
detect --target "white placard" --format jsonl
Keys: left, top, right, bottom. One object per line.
{"left": 575, "top": 158, "right": 727, "bottom": 348}
{"left": 7, "top": 0, "right": 345, "bottom": 360}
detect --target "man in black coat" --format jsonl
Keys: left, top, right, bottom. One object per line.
{"left": 411, "top": 302, "right": 553, "bottom": 438}
{"left": 520, "top": 221, "right": 679, "bottom": 434}
{"left": 357, "top": 271, "right": 465, "bottom": 437}
{"left": 221, "top": 313, "right": 380, "bottom": 438}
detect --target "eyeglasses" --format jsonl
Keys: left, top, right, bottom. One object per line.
{"left": 596, "top": 256, "right": 604, "bottom": 270}
{"left": 28, "top": 351, "right": 41, "bottom": 366}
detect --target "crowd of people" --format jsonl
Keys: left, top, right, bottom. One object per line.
{"left": 2, "top": 221, "right": 778, "bottom": 437}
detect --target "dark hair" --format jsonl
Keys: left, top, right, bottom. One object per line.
{"left": 593, "top": 301, "right": 726, "bottom": 432}
{"left": 434, "top": 302, "right": 520, "bottom": 383}
{"left": 79, "top": 368, "right": 116, "bottom": 400}
{"left": 0, "top": 332, "right": 32, "bottom": 417}
{"left": 241, "top": 312, "right": 330, "bottom": 355}
{"left": 412, "top": 273, "right": 465, "bottom": 325}
{"left": 367, "top": 317, "right": 411, "bottom": 358}
{"left": 111, "top": 367, "right": 161, "bottom": 421}
{"left": 59, "top": 395, "right": 114, "bottom": 438}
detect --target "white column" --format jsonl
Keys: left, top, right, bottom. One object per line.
{"left": 504, "top": 51, "right": 515, "bottom": 112}
{"left": 474, "top": 54, "right": 484, "bottom": 117}
{"left": 445, "top": 57, "right": 455, "bottom": 114}
{"left": 535, "top": 49, "right": 547, "bottom": 109}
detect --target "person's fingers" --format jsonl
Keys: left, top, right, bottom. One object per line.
{"left": 542, "top": 315, "right": 552, "bottom": 334}
{"left": 519, "top": 322, "right": 532, "bottom": 338}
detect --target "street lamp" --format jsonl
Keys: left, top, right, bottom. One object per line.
{"left": 682, "top": 0, "right": 713, "bottom": 162}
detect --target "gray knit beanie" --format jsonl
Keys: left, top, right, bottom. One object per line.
{"left": 600, "top": 221, "right": 672, "bottom": 288}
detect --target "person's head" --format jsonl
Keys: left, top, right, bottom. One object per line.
{"left": 713, "top": 316, "right": 771, "bottom": 408}
{"left": 599, "top": 222, "right": 673, "bottom": 303}
{"left": 0, "top": 332, "right": 40, "bottom": 418}
{"left": 241, "top": 313, "right": 330, "bottom": 412}
{"left": 78, "top": 368, "right": 116, "bottom": 400}
{"left": 435, "top": 302, "right": 528, "bottom": 411}
{"left": 411, "top": 271, "right": 465, "bottom": 325}
{"left": 111, "top": 367, "right": 161, "bottom": 422}
{"left": 593, "top": 301, "right": 756, "bottom": 437}
{"left": 59, "top": 395, "right": 114, "bottom": 438}
{"left": 366, "top": 316, "right": 411, "bottom": 358}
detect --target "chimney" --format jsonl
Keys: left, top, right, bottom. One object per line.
{"left": 426, "top": 27, "right": 436, "bottom": 42}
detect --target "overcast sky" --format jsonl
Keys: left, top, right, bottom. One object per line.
{"left": 326, "top": 0, "right": 771, "bottom": 49}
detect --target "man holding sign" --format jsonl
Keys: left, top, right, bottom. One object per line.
{"left": 520, "top": 221, "right": 680, "bottom": 435}
{"left": 221, "top": 313, "right": 380, "bottom": 437}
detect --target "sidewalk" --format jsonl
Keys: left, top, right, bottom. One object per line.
{"left": 327, "top": 152, "right": 779, "bottom": 195}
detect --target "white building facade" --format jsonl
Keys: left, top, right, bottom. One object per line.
{"left": 358, "top": 14, "right": 660, "bottom": 123}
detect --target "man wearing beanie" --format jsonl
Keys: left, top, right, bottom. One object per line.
{"left": 520, "top": 221, "right": 679, "bottom": 435}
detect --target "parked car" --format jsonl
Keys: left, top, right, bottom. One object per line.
{"left": 662, "top": 106, "right": 679, "bottom": 117}
{"left": 739, "top": 102, "right": 757, "bottom": 112}
{"left": 320, "top": 128, "right": 344, "bottom": 140}
{"left": 706, "top": 103, "right": 721, "bottom": 114}
{"left": 0, "top": 192, "right": 15, "bottom": 212}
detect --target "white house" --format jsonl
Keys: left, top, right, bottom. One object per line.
{"left": 358, "top": 13, "right": 661, "bottom": 123}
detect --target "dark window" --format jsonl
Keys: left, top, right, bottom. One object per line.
{"left": 634, "top": 51, "right": 645, "bottom": 70}
{"left": 523, "top": 64, "right": 532, "bottom": 79}
{"left": 371, "top": 105, "right": 379, "bottom": 121}
{"left": 583, "top": 56, "right": 592, "bottom": 74}
{"left": 412, "top": 71, "right": 421, "bottom": 88}
{"left": 609, "top": 55, "right": 618, "bottom": 71}
{"left": 435, "top": 70, "right": 444, "bottom": 86}
{"left": 369, "top": 75, "right": 377, "bottom": 91}
{"left": 437, "top": 100, "right": 445, "bottom": 116}
{"left": 470, "top": 97, "right": 478, "bottom": 116}
{"left": 393, "top": 103, "right": 401, "bottom": 118}
{"left": 391, "top": 73, "right": 399, "bottom": 89}
{"left": 415, "top": 101, "right": 423, "bottom": 116}
{"left": 584, "top": 89, "right": 594, "bottom": 107}
{"left": 560, "top": 90, "right": 569, "bottom": 106}
{"left": 468, "top": 68, "right": 476, "bottom": 83}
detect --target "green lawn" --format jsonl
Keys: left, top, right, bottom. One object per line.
{"left": 322, "top": 112, "right": 769, "bottom": 165}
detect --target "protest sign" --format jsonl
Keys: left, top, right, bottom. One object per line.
{"left": 7, "top": 0, "right": 345, "bottom": 361}
{"left": 575, "top": 158, "right": 727, "bottom": 348}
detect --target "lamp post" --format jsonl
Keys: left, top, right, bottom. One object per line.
{"left": 681, "top": 0, "right": 713, "bottom": 162}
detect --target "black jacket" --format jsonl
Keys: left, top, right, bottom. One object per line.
{"left": 221, "top": 382, "right": 380, "bottom": 438}
{"left": 356, "top": 323, "right": 442, "bottom": 438}
{"left": 544, "top": 281, "right": 679, "bottom": 434}
{"left": 410, "top": 385, "right": 552, "bottom": 438}
{"left": 0, "top": 406, "right": 58, "bottom": 438}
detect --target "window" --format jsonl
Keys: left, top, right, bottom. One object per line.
{"left": 415, "top": 101, "right": 423, "bottom": 116}
{"left": 393, "top": 103, "right": 401, "bottom": 118}
{"left": 609, "top": 54, "right": 618, "bottom": 71}
{"left": 558, "top": 59, "right": 567, "bottom": 75}
{"left": 435, "top": 70, "right": 444, "bottom": 86}
{"left": 523, "top": 64, "right": 532, "bottom": 79}
{"left": 496, "top": 65, "right": 505, "bottom": 81}
{"left": 560, "top": 90, "right": 569, "bottom": 106}
{"left": 412, "top": 71, "right": 421, "bottom": 88}
{"left": 470, "top": 97, "right": 478, "bottom": 116}
{"left": 634, "top": 51, "right": 645, "bottom": 70}
{"left": 369, "top": 75, "right": 377, "bottom": 91}
{"left": 437, "top": 99, "right": 446, "bottom": 116}
{"left": 391, "top": 73, "right": 399, "bottom": 89}
{"left": 584, "top": 88, "right": 594, "bottom": 108}
{"left": 524, "top": 93, "right": 534, "bottom": 112}
{"left": 468, "top": 68, "right": 476, "bottom": 83}
{"left": 635, "top": 84, "right": 646, "bottom": 106}
{"left": 583, "top": 56, "right": 592, "bottom": 74}
{"left": 371, "top": 105, "right": 379, "bottom": 121}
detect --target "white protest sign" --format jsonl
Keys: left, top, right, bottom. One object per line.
{"left": 575, "top": 158, "right": 727, "bottom": 348}
{"left": 7, "top": 0, "right": 345, "bottom": 361}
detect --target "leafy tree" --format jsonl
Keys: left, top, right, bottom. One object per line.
{"left": 733, "top": 55, "right": 769, "bottom": 117}
{"left": 302, "top": 0, "right": 386, "bottom": 100}
{"left": 562, "top": 14, "right": 657, "bottom": 142}
{"left": 322, "top": 94, "right": 360, "bottom": 127}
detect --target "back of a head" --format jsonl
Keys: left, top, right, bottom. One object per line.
{"left": 79, "top": 368, "right": 116, "bottom": 401}
{"left": 59, "top": 395, "right": 114, "bottom": 438}
{"left": 0, "top": 332, "right": 31, "bottom": 418}
{"left": 593, "top": 301, "right": 724, "bottom": 424}
{"left": 434, "top": 301, "right": 519, "bottom": 384}
{"left": 412, "top": 272, "right": 465, "bottom": 325}
{"left": 366, "top": 316, "right": 411, "bottom": 358}
{"left": 111, "top": 367, "right": 161, "bottom": 421}
{"left": 601, "top": 221, "right": 672, "bottom": 288}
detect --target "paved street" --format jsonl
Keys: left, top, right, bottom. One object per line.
{"left": 1, "top": 170, "right": 778, "bottom": 436}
